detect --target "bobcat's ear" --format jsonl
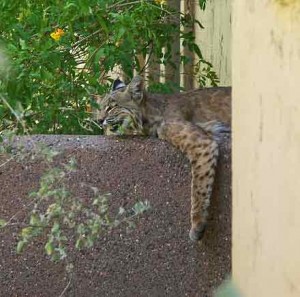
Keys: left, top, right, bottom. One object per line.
{"left": 128, "top": 75, "right": 144, "bottom": 102}
{"left": 112, "top": 78, "right": 126, "bottom": 91}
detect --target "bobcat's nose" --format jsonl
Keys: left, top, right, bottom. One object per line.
{"left": 97, "top": 119, "right": 107, "bottom": 127}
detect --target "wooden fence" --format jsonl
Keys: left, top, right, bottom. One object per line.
{"left": 145, "top": 0, "right": 232, "bottom": 89}
{"left": 112, "top": 0, "right": 232, "bottom": 90}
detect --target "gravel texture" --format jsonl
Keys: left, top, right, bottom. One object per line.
{"left": 0, "top": 135, "right": 231, "bottom": 297}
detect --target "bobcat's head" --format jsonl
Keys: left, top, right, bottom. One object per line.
{"left": 93, "top": 76, "right": 145, "bottom": 135}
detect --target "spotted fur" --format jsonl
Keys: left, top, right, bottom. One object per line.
{"left": 94, "top": 76, "right": 231, "bottom": 241}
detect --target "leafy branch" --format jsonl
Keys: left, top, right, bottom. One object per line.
{"left": 0, "top": 0, "right": 217, "bottom": 135}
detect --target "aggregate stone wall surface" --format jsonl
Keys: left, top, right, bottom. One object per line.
{"left": 0, "top": 135, "right": 231, "bottom": 297}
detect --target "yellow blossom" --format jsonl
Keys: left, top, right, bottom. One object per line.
{"left": 50, "top": 28, "right": 65, "bottom": 41}
{"left": 86, "top": 104, "right": 92, "bottom": 113}
{"left": 154, "top": 0, "right": 166, "bottom": 5}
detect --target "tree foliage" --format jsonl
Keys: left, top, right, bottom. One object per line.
{"left": 0, "top": 0, "right": 216, "bottom": 134}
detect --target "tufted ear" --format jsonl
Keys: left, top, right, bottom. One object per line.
{"left": 128, "top": 75, "right": 144, "bottom": 102}
{"left": 112, "top": 78, "right": 126, "bottom": 91}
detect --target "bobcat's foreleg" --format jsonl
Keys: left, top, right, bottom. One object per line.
{"left": 157, "top": 120, "right": 219, "bottom": 241}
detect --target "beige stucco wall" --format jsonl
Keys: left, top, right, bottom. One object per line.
{"left": 195, "top": 0, "right": 232, "bottom": 86}
{"left": 232, "top": 1, "right": 300, "bottom": 297}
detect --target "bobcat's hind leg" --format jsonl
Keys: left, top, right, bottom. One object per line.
{"left": 158, "top": 120, "right": 219, "bottom": 241}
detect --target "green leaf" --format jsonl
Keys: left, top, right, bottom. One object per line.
{"left": 45, "top": 241, "right": 54, "bottom": 256}
{"left": 95, "top": 48, "right": 106, "bottom": 62}
{"left": 19, "top": 39, "right": 27, "bottom": 50}
{"left": 85, "top": 235, "right": 95, "bottom": 248}
{"left": 64, "top": 2, "right": 79, "bottom": 11}
{"left": 17, "top": 240, "right": 26, "bottom": 254}
{"left": 56, "top": 247, "right": 67, "bottom": 259}
{"left": 0, "top": 219, "right": 7, "bottom": 228}
{"left": 29, "top": 214, "right": 40, "bottom": 226}
{"left": 92, "top": 197, "right": 99, "bottom": 205}
{"left": 116, "top": 27, "right": 126, "bottom": 40}
{"left": 132, "top": 200, "right": 150, "bottom": 214}
{"left": 198, "top": 0, "right": 207, "bottom": 10}
{"left": 51, "top": 222, "right": 60, "bottom": 234}
{"left": 192, "top": 43, "right": 203, "bottom": 59}
{"left": 75, "top": 238, "right": 84, "bottom": 249}
{"left": 21, "top": 226, "right": 33, "bottom": 238}
{"left": 97, "top": 16, "right": 109, "bottom": 35}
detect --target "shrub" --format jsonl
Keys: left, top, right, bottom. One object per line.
{"left": 0, "top": 0, "right": 215, "bottom": 134}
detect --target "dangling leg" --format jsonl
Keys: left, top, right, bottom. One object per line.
{"left": 158, "top": 120, "right": 219, "bottom": 241}
{"left": 188, "top": 140, "right": 218, "bottom": 240}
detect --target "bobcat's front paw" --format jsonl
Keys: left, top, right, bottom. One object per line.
{"left": 189, "top": 223, "right": 206, "bottom": 241}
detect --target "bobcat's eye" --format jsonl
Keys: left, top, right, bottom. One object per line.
{"left": 104, "top": 104, "right": 116, "bottom": 113}
{"left": 105, "top": 106, "right": 112, "bottom": 113}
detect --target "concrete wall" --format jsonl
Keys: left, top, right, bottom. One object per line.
{"left": 194, "top": 0, "right": 232, "bottom": 86}
{"left": 0, "top": 135, "right": 231, "bottom": 296}
{"left": 232, "top": 1, "right": 300, "bottom": 297}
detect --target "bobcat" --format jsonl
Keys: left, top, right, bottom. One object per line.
{"left": 93, "top": 76, "right": 231, "bottom": 241}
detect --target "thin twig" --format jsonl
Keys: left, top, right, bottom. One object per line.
{"left": 140, "top": 42, "right": 154, "bottom": 74}
{"left": 146, "top": 2, "right": 176, "bottom": 16}
{"left": 59, "top": 278, "right": 72, "bottom": 297}
{"left": 72, "top": 29, "right": 102, "bottom": 48}
{"left": 80, "top": 41, "right": 106, "bottom": 74}
{"left": 0, "top": 156, "right": 13, "bottom": 168}
{"left": 107, "top": 0, "right": 141, "bottom": 10}
{"left": 0, "top": 95, "right": 27, "bottom": 132}
{"left": 105, "top": 0, "right": 127, "bottom": 10}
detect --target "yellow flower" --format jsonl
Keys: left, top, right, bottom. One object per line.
{"left": 86, "top": 104, "right": 92, "bottom": 113}
{"left": 115, "top": 39, "right": 123, "bottom": 47}
{"left": 154, "top": 0, "right": 166, "bottom": 5}
{"left": 50, "top": 28, "right": 65, "bottom": 41}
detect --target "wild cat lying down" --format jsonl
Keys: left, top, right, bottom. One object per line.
{"left": 93, "top": 76, "right": 231, "bottom": 241}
